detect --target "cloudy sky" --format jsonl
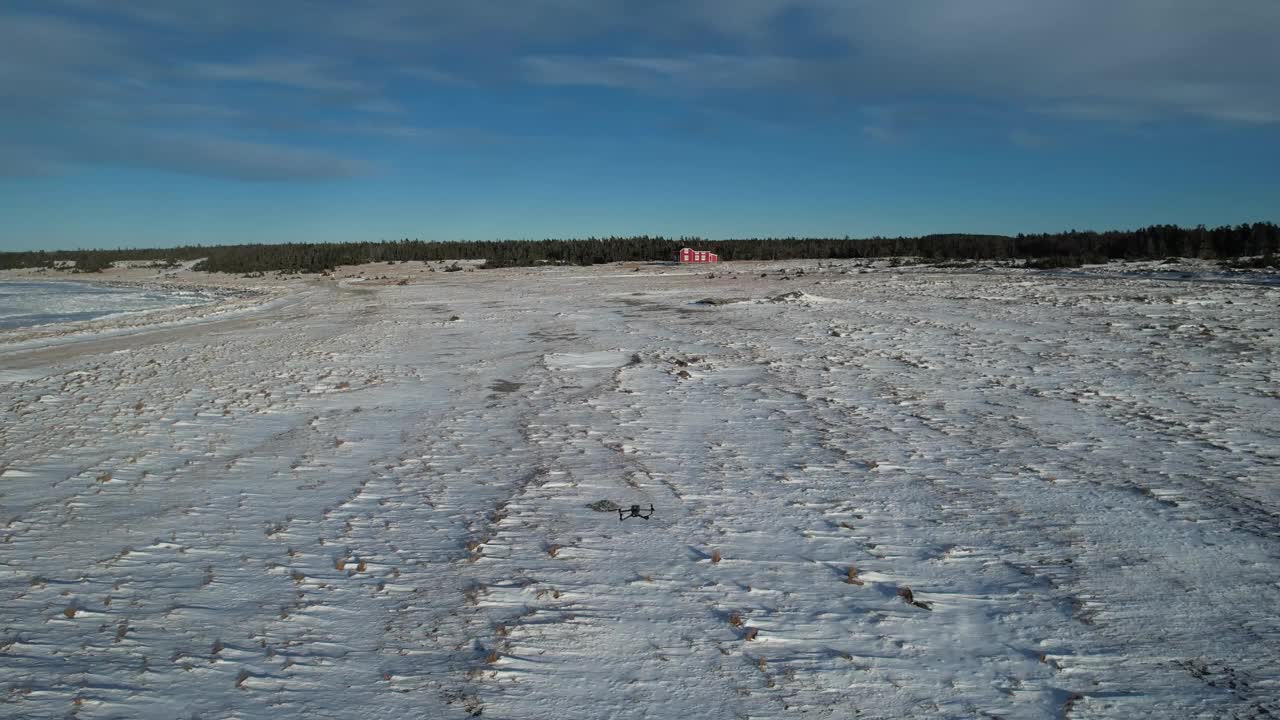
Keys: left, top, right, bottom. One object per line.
{"left": 2, "top": 1, "right": 1278, "bottom": 250}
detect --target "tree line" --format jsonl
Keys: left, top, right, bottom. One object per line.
{"left": 1, "top": 223, "right": 1275, "bottom": 274}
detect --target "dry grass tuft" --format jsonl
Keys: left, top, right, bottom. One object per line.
{"left": 334, "top": 558, "right": 346, "bottom": 571}
{"left": 334, "top": 437, "right": 345, "bottom": 447}
{"left": 211, "top": 639, "right": 223, "bottom": 655}
{"left": 464, "top": 583, "right": 484, "bottom": 605}
{"left": 133, "top": 401, "right": 144, "bottom": 412}
{"left": 484, "top": 649, "right": 500, "bottom": 664}
{"left": 844, "top": 565, "right": 864, "bottom": 585}
{"left": 728, "top": 612, "right": 744, "bottom": 627}
{"left": 356, "top": 560, "right": 367, "bottom": 573}
{"left": 546, "top": 544, "right": 562, "bottom": 558}
{"left": 96, "top": 472, "right": 112, "bottom": 483}
{"left": 235, "top": 669, "right": 250, "bottom": 689}
{"left": 898, "top": 586, "right": 933, "bottom": 611}
{"left": 743, "top": 627, "right": 759, "bottom": 641}
{"left": 495, "top": 623, "right": 509, "bottom": 637}
{"left": 710, "top": 549, "right": 722, "bottom": 564}
{"left": 62, "top": 607, "right": 77, "bottom": 619}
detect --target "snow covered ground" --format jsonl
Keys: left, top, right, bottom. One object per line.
{"left": 1, "top": 261, "right": 1277, "bottom": 719}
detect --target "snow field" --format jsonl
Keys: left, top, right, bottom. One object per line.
{"left": 1, "top": 263, "right": 1277, "bottom": 719}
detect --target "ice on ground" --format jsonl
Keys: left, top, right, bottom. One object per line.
{"left": 0, "top": 261, "right": 1277, "bottom": 719}
{"left": 0, "top": 280, "right": 219, "bottom": 331}
{"left": 763, "top": 290, "right": 838, "bottom": 305}
{"left": 544, "top": 350, "right": 635, "bottom": 370}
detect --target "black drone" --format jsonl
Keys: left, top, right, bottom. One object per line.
{"left": 619, "top": 504, "right": 655, "bottom": 521}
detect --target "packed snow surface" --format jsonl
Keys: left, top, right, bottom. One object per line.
{"left": 1, "top": 262, "right": 1278, "bottom": 719}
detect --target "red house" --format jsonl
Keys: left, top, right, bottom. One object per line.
{"left": 676, "top": 247, "right": 719, "bottom": 264}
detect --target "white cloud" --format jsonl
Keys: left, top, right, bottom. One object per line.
{"left": 28, "top": 1, "right": 1280, "bottom": 125}
{"left": 83, "top": 131, "right": 375, "bottom": 180}
{"left": 1009, "top": 129, "right": 1048, "bottom": 149}
{"left": 4, "top": 0, "right": 1277, "bottom": 184}
{"left": 188, "top": 59, "right": 367, "bottom": 94}
{"left": 523, "top": 54, "right": 814, "bottom": 94}
{"left": 398, "top": 66, "right": 472, "bottom": 87}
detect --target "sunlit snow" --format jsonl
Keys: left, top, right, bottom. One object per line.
{"left": 1, "top": 261, "right": 1277, "bottom": 718}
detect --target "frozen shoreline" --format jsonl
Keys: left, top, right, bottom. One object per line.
{"left": 1, "top": 260, "right": 1277, "bottom": 719}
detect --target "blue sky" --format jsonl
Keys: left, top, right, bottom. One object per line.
{"left": 1, "top": 1, "right": 1277, "bottom": 251}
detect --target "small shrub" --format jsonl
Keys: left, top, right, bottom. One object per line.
{"left": 897, "top": 586, "right": 933, "bottom": 611}
{"left": 464, "top": 584, "right": 482, "bottom": 604}
{"left": 710, "top": 549, "right": 722, "bottom": 564}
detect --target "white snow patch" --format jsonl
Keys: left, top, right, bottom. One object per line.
{"left": 544, "top": 350, "right": 634, "bottom": 370}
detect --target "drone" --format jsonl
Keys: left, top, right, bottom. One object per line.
{"left": 619, "top": 504, "right": 655, "bottom": 521}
